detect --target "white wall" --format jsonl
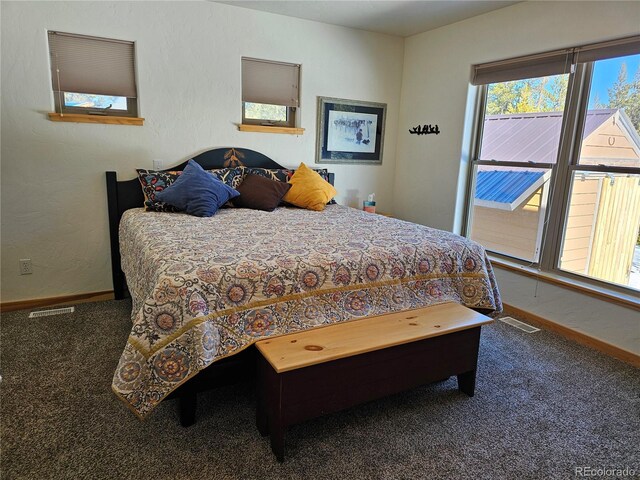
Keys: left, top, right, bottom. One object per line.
{"left": 0, "top": 1, "right": 404, "bottom": 302}
{"left": 395, "top": 1, "right": 640, "bottom": 354}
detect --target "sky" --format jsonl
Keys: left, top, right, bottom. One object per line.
{"left": 588, "top": 54, "right": 640, "bottom": 108}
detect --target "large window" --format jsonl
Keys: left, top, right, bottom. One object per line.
{"left": 48, "top": 31, "right": 138, "bottom": 117}
{"left": 467, "top": 36, "right": 640, "bottom": 294}
{"left": 241, "top": 57, "right": 300, "bottom": 127}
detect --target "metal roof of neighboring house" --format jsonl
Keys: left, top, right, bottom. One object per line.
{"left": 475, "top": 108, "right": 640, "bottom": 209}
{"left": 475, "top": 169, "right": 546, "bottom": 207}
{"left": 480, "top": 109, "right": 619, "bottom": 164}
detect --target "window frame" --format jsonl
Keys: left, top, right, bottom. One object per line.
{"left": 465, "top": 59, "right": 640, "bottom": 297}
{"left": 53, "top": 93, "right": 138, "bottom": 118}
{"left": 241, "top": 102, "right": 297, "bottom": 128}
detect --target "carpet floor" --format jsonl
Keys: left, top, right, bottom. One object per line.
{"left": 1, "top": 300, "right": 638, "bottom": 480}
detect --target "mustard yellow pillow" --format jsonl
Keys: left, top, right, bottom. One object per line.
{"left": 284, "top": 163, "right": 337, "bottom": 211}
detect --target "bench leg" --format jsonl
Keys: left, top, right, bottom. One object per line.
{"left": 256, "top": 391, "right": 269, "bottom": 437}
{"left": 258, "top": 355, "right": 286, "bottom": 459}
{"left": 268, "top": 371, "right": 285, "bottom": 461}
{"left": 269, "top": 421, "right": 285, "bottom": 462}
{"left": 457, "top": 370, "right": 476, "bottom": 397}
{"left": 256, "top": 355, "right": 270, "bottom": 436}
{"left": 179, "top": 390, "right": 197, "bottom": 427}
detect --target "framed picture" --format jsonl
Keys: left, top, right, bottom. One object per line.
{"left": 316, "top": 97, "right": 386, "bottom": 165}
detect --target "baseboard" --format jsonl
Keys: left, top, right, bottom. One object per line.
{"left": 1, "top": 290, "right": 115, "bottom": 313}
{"left": 502, "top": 303, "right": 640, "bottom": 368}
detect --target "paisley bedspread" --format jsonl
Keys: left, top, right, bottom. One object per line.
{"left": 113, "top": 205, "right": 502, "bottom": 418}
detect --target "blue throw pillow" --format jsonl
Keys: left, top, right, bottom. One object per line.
{"left": 155, "top": 160, "right": 239, "bottom": 217}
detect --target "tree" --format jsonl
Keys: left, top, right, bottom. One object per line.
{"left": 606, "top": 63, "right": 640, "bottom": 132}
{"left": 541, "top": 75, "right": 568, "bottom": 111}
{"left": 486, "top": 75, "right": 568, "bottom": 115}
{"left": 592, "top": 92, "right": 605, "bottom": 110}
{"left": 244, "top": 102, "right": 287, "bottom": 122}
{"left": 513, "top": 82, "right": 537, "bottom": 113}
{"left": 485, "top": 81, "right": 524, "bottom": 115}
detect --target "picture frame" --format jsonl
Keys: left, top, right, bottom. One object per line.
{"left": 315, "top": 97, "right": 386, "bottom": 165}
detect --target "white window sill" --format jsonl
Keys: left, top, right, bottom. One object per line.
{"left": 489, "top": 256, "right": 640, "bottom": 311}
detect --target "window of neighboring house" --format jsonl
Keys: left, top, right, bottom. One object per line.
{"left": 241, "top": 57, "right": 300, "bottom": 127}
{"left": 466, "top": 36, "right": 640, "bottom": 294}
{"left": 48, "top": 31, "right": 138, "bottom": 117}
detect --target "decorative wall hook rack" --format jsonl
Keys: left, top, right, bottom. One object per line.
{"left": 409, "top": 124, "right": 440, "bottom": 135}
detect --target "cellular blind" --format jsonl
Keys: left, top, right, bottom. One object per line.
{"left": 471, "top": 49, "right": 574, "bottom": 85}
{"left": 242, "top": 58, "right": 300, "bottom": 107}
{"left": 574, "top": 35, "right": 640, "bottom": 63}
{"left": 471, "top": 35, "right": 640, "bottom": 86}
{"left": 48, "top": 31, "right": 137, "bottom": 98}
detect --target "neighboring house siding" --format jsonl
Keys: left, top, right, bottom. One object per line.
{"left": 580, "top": 114, "right": 640, "bottom": 167}
{"left": 588, "top": 176, "right": 640, "bottom": 285}
{"left": 560, "top": 178, "right": 599, "bottom": 274}
{"left": 471, "top": 189, "right": 542, "bottom": 261}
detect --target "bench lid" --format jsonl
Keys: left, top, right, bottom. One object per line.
{"left": 256, "top": 302, "right": 493, "bottom": 373}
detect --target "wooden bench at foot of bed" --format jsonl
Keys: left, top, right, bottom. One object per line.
{"left": 255, "top": 302, "right": 493, "bottom": 461}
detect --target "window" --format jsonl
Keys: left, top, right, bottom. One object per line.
{"left": 48, "top": 31, "right": 138, "bottom": 117}
{"left": 469, "top": 73, "right": 567, "bottom": 262}
{"left": 467, "top": 36, "right": 640, "bottom": 294}
{"left": 241, "top": 57, "right": 300, "bottom": 127}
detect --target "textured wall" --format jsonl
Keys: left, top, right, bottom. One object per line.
{"left": 0, "top": 1, "right": 404, "bottom": 302}
{"left": 394, "top": 1, "right": 640, "bottom": 351}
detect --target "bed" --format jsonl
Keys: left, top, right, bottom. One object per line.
{"left": 107, "top": 147, "right": 502, "bottom": 421}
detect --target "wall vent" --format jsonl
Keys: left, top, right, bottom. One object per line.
{"left": 28, "top": 306, "right": 75, "bottom": 318}
{"left": 499, "top": 316, "right": 540, "bottom": 333}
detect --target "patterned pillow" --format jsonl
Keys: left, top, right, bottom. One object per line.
{"left": 137, "top": 166, "right": 244, "bottom": 211}
{"left": 243, "top": 167, "right": 293, "bottom": 183}
{"left": 312, "top": 168, "right": 337, "bottom": 204}
{"left": 137, "top": 169, "right": 183, "bottom": 212}
{"left": 211, "top": 167, "right": 245, "bottom": 189}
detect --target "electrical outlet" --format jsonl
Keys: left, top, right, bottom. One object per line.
{"left": 19, "top": 259, "right": 33, "bottom": 275}
{"left": 153, "top": 159, "right": 163, "bottom": 170}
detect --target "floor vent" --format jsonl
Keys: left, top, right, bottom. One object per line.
{"left": 499, "top": 316, "right": 540, "bottom": 333}
{"left": 28, "top": 306, "right": 75, "bottom": 318}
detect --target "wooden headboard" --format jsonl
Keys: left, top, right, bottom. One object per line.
{"left": 105, "top": 147, "right": 335, "bottom": 299}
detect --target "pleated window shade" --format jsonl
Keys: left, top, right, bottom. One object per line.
{"left": 242, "top": 58, "right": 300, "bottom": 107}
{"left": 573, "top": 35, "right": 640, "bottom": 64}
{"left": 48, "top": 31, "right": 137, "bottom": 98}
{"left": 471, "top": 50, "right": 574, "bottom": 85}
{"left": 471, "top": 35, "right": 640, "bottom": 86}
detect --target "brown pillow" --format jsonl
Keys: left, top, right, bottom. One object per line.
{"left": 232, "top": 173, "right": 292, "bottom": 211}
